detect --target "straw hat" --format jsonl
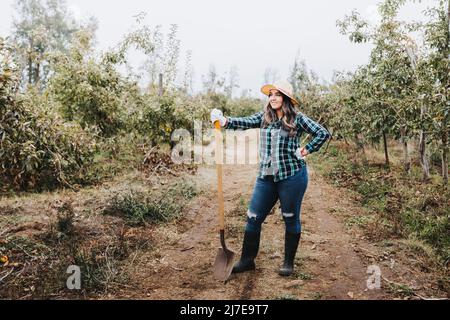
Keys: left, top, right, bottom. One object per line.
{"left": 261, "top": 80, "right": 299, "bottom": 106}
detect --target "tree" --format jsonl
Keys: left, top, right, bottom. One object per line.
{"left": 141, "top": 22, "right": 181, "bottom": 92}
{"left": 406, "top": 43, "right": 431, "bottom": 180}
{"left": 417, "top": 0, "right": 449, "bottom": 184}
{"left": 48, "top": 15, "right": 157, "bottom": 137}
{"left": 338, "top": 0, "right": 421, "bottom": 169}
{"left": 224, "top": 65, "right": 239, "bottom": 99}
{"left": 337, "top": 0, "right": 449, "bottom": 184}
{"left": 11, "top": 0, "right": 96, "bottom": 89}
{"left": 202, "top": 64, "right": 225, "bottom": 94}
{"left": 182, "top": 50, "right": 194, "bottom": 94}
{"left": 263, "top": 67, "right": 279, "bottom": 84}
{"left": 143, "top": 25, "right": 163, "bottom": 90}
{"left": 289, "top": 52, "right": 318, "bottom": 96}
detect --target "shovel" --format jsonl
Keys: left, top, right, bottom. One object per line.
{"left": 212, "top": 121, "right": 235, "bottom": 281}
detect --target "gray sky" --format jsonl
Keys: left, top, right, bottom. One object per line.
{"left": 0, "top": 0, "right": 435, "bottom": 96}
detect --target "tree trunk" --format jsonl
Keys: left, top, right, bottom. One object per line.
{"left": 28, "top": 56, "right": 33, "bottom": 85}
{"left": 35, "top": 62, "right": 40, "bottom": 85}
{"left": 382, "top": 130, "right": 390, "bottom": 167}
{"left": 400, "top": 127, "right": 410, "bottom": 173}
{"left": 442, "top": 0, "right": 449, "bottom": 186}
{"left": 419, "top": 103, "right": 431, "bottom": 181}
{"left": 354, "top": 134, "right": 367, "bottom": 164}
{"left": 443, "top": 123, "right": 449, "bottom": 185}
{"left": 419, "top": 131, "right": 430, "bottom": 181}
{"left": 402, "top": 139, "right": 410, "bottom": 172}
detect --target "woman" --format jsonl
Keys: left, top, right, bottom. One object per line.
{"left": 210, "top": 80, "right": 330, "bottom": 276}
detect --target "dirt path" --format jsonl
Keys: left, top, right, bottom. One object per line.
{"left": 117, "top": 161, "right": 401, "bottom": 300}
{"left": 1, "top": 134, "right": 447, "bottom": 300}
{"left": 2, "top": 154, "right": 444, "bottom": 300}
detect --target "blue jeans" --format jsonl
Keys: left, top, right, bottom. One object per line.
{"left": 246, "top": 166, "right": 308, "bottom": 234}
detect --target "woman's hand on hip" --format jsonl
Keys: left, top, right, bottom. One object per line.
{"left": 296, "top": 147, "right": 310, "bottom": 160}
{"left": 300, "top": 147, "right": 310, "bottom": 157}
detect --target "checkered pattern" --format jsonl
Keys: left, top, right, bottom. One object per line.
{"left": 225, "top": 111, "right": 330, "bottom": 182}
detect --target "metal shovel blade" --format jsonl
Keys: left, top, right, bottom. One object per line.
{"left": 213, "top": 231, "right": 235, "bottom": 281}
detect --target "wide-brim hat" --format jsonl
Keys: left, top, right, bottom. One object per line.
{"left": 261, "top": 80, "right": 300, "bottom": 106}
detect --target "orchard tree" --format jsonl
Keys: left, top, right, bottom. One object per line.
{"left": 289, "top": 52, "right": 319, "bottom": 96}
{"left": 224, "top": 65, "right": 240, "bottom": 99}
{"left": 263, "top": 67, "right": 279, "bottom": 84}
{"left": 140, "top": 21, "right": 182, "bottom": 93}
{"left": 417, "top": 0, "right": 449, "bottom": 184}
{"left": 11, "top": 0, "right": 96, "bottom": 88}
{"left": 182, "top": 50, "right": 194, "bottom": 94}
{"left": 49, "top": 21, "right": 155, "bottom": 137}
{"left": 202, "top": 64, "right": 225, "bottom": 94}
{"left": 288, "top": 54, "right": 329, "bottom": 139}
{"left": 338, "top": 0, "right": 421, "bottom": 170}
{"left": 48, "top": 31, "right": 125, "bottom": 136}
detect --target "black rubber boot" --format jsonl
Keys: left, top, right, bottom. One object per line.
{"left": 278, "top": 232, "right": 301, "bottom": 276}
{"left": 232, "top": 231, "right": 260, "bottom": 273}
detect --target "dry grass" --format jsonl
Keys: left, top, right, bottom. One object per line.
{"left": 0, "top": 157, "right": 199, "bottom": 299}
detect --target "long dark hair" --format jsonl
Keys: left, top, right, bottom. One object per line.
{"left": 262, "top": 92, "right": 298, "bottom": 137}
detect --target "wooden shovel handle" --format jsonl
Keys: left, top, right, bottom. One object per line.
{"left": 214, "top": 121, "right": 225, "bottom": 231}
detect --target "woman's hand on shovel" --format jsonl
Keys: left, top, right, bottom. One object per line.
{"left": 210, "top": 109, "right": 227, "bottom": 127}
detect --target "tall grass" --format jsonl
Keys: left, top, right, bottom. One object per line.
{"left": 104, "top": 178, "right": 198, "bottom": 226}
{"left": 310, "top": 142, "right": 450, "bottom": 264}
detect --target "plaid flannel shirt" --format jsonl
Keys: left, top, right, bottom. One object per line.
{"left": 225, "top": 111, "right": 330, "bottom": 182}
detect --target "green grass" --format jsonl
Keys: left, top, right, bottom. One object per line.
{"left": 344, "top": 214, "right": 374, "bottom": 228}
{"left": 295, "top": 271, "right": 314, "bottom": 281}
{"left": 274, "top": 294, "right": 299, "bottom": 300}
{"left": 104, "top": 178, "right": 198, "bottom": 226}
{"left": 385, "top": 281, "right": 415, "bottom": 298}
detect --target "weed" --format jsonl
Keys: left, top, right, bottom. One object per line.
{"left": 105, "top": 179, "right": 198, "bottom": 226}
{"left": 310, "top": 141, "right": 450, "bottom": 264}
{"left": 56, "top": 202, "right": 75, "bottom": 236}
{"left": 310, "top": 292, "right": 323, "bottom": 300}
{"left": 296, "top": 271, "right": 314, "bottom": 280}
{"left": 344, "top": 215, "right": 373, "bottom": 228}
{"left": 275, "top": 294, "right": 298, "bottom": 300}
{"left": 385, "top": 281, "right": 415, "bottom": 297}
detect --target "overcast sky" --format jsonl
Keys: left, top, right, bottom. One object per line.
{"left": 0, "top": 0, "right": 435, "bottom": 96}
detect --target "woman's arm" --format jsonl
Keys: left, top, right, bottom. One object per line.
{"left": 225, "top": 111, "right": 264, "bottom": 130}
{"left": 295, "top": 113, "right": 331, "bottom": 154}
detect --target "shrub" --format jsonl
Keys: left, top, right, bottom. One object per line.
{"left": 48, "top": 32, "right": 127, "bottom": 137}
{"left": 0, "top": 39, "right": 96, "bottom": 192}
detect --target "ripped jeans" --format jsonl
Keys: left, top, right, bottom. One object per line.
{"left": 246, "top": 166, "right": 308, "bottom": 234}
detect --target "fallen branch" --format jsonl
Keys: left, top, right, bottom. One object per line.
{"left": 357, "top": 246, "right": 378, "bottom": 258}
{"left": 170, "top": 266, "right": 183, "bottom": 272}
{"left": 381, "top": 276, "right": 447, "bottom": 301}
{"left": 143, "top": 146, "right": 157, "bottom": 165}
{"left": 161, "top": 165, "right": 179, "bottom": 177}
{"left": 0, "top": 268, "right": 14, "bottom": 282}
{"left": 0, "top": 227, "right": 9, "bottom": 237}
{"left": 152, "top": 163, "right": 162, "bottom": 173}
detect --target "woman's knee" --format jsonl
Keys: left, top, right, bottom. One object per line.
{"left": 245, "top": 208, "right": 265, "bottom": 233}
{"left": 282, "top": 213, "right": 301, "bottom": 234}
